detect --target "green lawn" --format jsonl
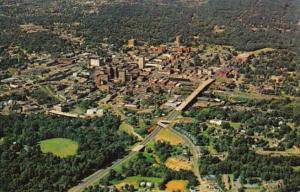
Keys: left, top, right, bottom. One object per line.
{"left": 229, "top": 122, "right": 241, "bottom": 129}
{"left": 119, "top": 122, "right": 134, "bottom": 133}
{"left": 208, "top": 145, "right": 218, "bottom": 155}
{"left": 39, "top": 138, "right": 78, "bottom": 158}
{"left": 112, "top": 176, "right": 164, "bottom": 189}
{"left": 293, "top": 166, "right": 300, "bottom": 171}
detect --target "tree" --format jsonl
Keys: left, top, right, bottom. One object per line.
{"left": 293, "top": 104, "right": 300, "bottom": 125}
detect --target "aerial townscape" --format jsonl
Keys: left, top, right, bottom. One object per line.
{"left": 0, "top": 0, "right": 300, "bottom": 192}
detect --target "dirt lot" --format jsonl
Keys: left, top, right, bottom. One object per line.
{"left": 165, "top": 157, "right": 192, "bottom": 171}
{"left": 165, "top": 180, "right": 188, "bottom": 192}
{"left": 155, "top": 128, "right": 184, "bottom": 145}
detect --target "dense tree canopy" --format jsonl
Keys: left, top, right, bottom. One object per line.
{"left": 0, "top": 113, "right": 135, "bottom": 191}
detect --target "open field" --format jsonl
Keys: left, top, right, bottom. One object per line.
{"left": 165, "top": 180, "right": 189, "bottom": 192}
{"left": 293, "top": 166, "right": 300, "bottom": 171}
{"left": 119, "top": 121, "right": 134, "bottom": 132}
{"left": 165, "top": 157, "right": 192, "bottom": 171}
{"left": 39, "top": 138, "right": 78, "bottom": 158}
{"left": 244, "top": 187, "right": 262, "bottom": 192}
{"left": 155, "top": 128, "right": 184, "bottom": 145}
{"left": 119, "top": 122, "right": 143, "bottom": 140}
{"left": 113, "top": 176, "right": 163, "bottom": 190}
{"left": 229, "top": 122, "right": 241, "bottom": 129}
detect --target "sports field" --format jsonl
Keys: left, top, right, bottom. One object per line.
{"left": 39, "top": 138, "right": 78, "bottom": 158}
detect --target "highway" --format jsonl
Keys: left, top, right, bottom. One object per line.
{"left": 68, "top": 110, "right": 179, "bottom": 192}
{"left": 68, "top": 151, "right": 138, "bottom": 192}
{"left": 68, "top": 78, "right": 214, "bottom": 192}
{"left": 170, "top": 127, "right": 201, "bottom": 182}
{"left": 176, "top": 78, "right": 215, "bottom": 111}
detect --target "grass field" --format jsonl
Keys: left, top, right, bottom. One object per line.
{"left": 244, "top": 188, "right": 262, "bottom": 192}
{"left": 165, "top": 180, "right": 189, "bottom": 192}
{"left": 155, "top": 128, "right": 184, "bottom": 145}
{"left": 293, "top": 166, "right": 300, "bottom": 171}
{"left": 229, "top": 122, "right": 241, "bottom": 129}
{"left": 119, "top": 122, "right": 143, "bottom": 140}
{"left": 119, "top": 122, "right": 134, "bottom": 132}
{"left": 39, "top": 138, "right": 78, "bottom": 158}
{"left": 113, "top": 176, "right": 163, "bottom": 189}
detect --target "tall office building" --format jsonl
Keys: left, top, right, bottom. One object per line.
{"left": 113, "top": 67, "right": 118, "bottom": 79}
{"left": 175, "top": 35, "right": 182, "bottom": 47}
{"left": 138, "top": 56, "right": 145, "bottom": 70}
{"left": 119, "top": 70, "right": 126, "bottom": 82}
{"left": 90, "top": 58, "right": 100, "bottom": 67}
{"left": 106, "top": 66, "right": 114, "bottom": 79}
{"left": 128, "top": 39, "right": 136, "bottom": 47}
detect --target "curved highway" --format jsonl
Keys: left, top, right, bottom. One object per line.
{"left": 68, "top": 78, "right": 214, "bottom": 192}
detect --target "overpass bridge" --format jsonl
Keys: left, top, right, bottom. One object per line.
{"left": 176, "top": 78, "right": 215, "bottom": 111}
{"left": 68, "top": 79, "right": 215, "bottom": 192}
{"left": 48, "top": 110, "right": 86, "bottom": 118}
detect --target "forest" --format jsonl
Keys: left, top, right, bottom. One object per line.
{"left": 0, "top": 113, "right": 135, "bottom": 191}
{"left": 0, "top": 0, "right": 299, "bottom": 58}
{"left": 200, "top": 147, "right": 300, "bottom": 191}
{"left": 100, "top": 151, "right": 198, "bottom": 191}
{"left": 176, "top": 97, "right": 300, "bottom": 190}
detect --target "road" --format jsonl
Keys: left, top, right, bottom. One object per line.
{"left": 68, "top": 110, "right": 179, "bottom": 192}
{"left": 68, "top": 152, "right": 138, "bottom": 192}
{"left": 68, "top": 78, "right": 214, "bottom": 192}
{"left": 176, "top": 78, "right": 215, "bottom": 111}
{"left": 169, "top": 127, "right": 201, "bottom": 182}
